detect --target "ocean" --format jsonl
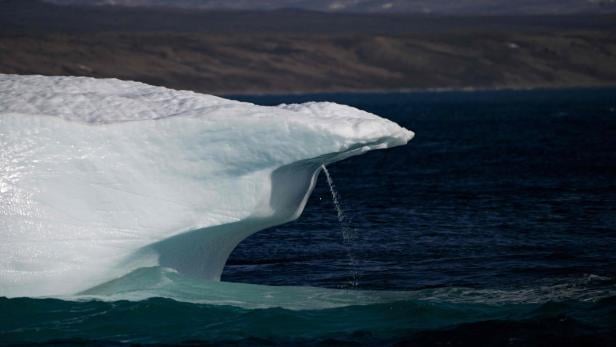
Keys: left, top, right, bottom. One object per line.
{"left": 2, "top": 88, "right": 615, "bottom": 346}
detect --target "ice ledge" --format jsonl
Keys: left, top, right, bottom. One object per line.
{"left": 0, "top": 74, "right": 413, "bottom": 297}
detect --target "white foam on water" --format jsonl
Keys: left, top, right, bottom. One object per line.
{"left": 76, "top": 267, "right": 616, "bottom": 310}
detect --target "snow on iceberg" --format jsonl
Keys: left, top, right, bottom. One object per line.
{"left": 0, "top": 74, "right": 413, "bottom": 297}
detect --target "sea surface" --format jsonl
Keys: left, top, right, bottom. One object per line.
{"left": 2, "top": 88, "right": 616, "bottom": 346}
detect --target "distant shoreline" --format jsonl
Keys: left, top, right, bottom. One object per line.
{"left": 219, "top": 84, "right": 616, "bottom": 98}
{"left": 4, "top": 72, "right": 616, "bottom": 98}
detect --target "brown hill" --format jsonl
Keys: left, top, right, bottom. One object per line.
{"left": 1, "top": 0, "right": 615, "bottom": 94}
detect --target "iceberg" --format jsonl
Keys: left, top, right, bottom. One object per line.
{"left": 0, "top": 74, "right": 413, "bottom": 297}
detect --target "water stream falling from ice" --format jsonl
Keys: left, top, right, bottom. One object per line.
{"left": 322, "top": 165, "right": 359, "bottom": 288}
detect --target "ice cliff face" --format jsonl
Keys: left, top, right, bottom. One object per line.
{"left": 0, "top": 75, "right": 413, "bottom": 297}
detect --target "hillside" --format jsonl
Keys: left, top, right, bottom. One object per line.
{"left": 1, "top": 0, "right": 616, "bottom": 94}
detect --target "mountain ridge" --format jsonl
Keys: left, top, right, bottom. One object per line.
{"left": 41, "top": 0, "right": 616, "bottom": 15}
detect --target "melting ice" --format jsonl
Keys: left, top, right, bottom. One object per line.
{"left": 0, "top": 74, "right": 413, "bottom": 297}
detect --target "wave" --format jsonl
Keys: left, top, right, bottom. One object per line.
{"left": 1, "top": 268, "right": 614, "bottom": 345}
{"left": 72, "top": 266, "right": 615, "bottom": 306}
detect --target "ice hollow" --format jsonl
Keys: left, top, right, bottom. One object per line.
{"left": 0, "top": 74, "right": 413, "bottom": 297}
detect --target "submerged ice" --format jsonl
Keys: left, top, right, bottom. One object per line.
{"left": 0, "top": 74, "right": 413, "bottom": 297}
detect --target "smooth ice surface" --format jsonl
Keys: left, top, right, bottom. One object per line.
{"left": 0, "top": 74, "right": 413, "bottom": 297}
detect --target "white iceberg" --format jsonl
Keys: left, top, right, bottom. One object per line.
{"left": 0, "top": 74, "right": 413, "bottom": 297}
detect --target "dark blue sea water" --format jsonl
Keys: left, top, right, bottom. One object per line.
{"left": 2, "top": 88, "right": 616, "bottom": 346}
{"left": 227, "top": 88, "right": 616, "bottom": 291}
